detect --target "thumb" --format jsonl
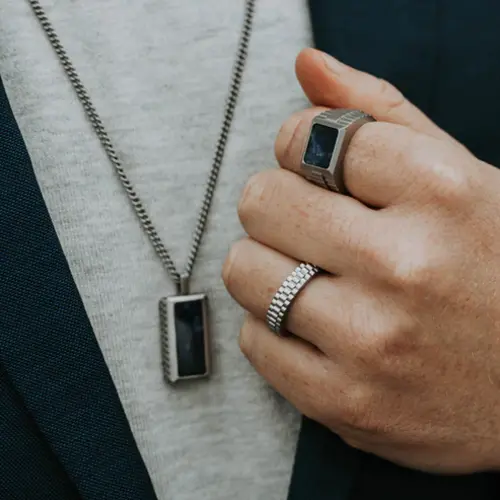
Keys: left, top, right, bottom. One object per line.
{"left": 296, "top": 48, "right": 455, "bottom": 144}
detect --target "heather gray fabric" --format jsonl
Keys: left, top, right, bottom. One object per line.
{"left": 0, "top": 1, "right": 310, "bottom": 498}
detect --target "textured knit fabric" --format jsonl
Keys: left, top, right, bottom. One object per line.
{"left": 0, "top": 1, "right": 310, "bottom": 499}
{"left": 0, "top": 77, "right": 157, "bottom": 499}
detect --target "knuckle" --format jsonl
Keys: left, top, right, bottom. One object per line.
{"left": 390, "top": 258, "right": 431, "bottom": 291}
{"left": 352, "top": 314, "right": 418, "bottom": 371}
{"left": 368, "top": 324, "right": 416, "bottom": 365}
{"left": 221, "top": 238, "right": 247, "bottom": 291}
{"left": 339, "top": 388, "right": 391, "bottom": 436}
{"left": 374, "top": 216, "right": 449, "bottom": 294}
{"left": 237, "top": 173, "right": 262, "bottom": 225}
{"left": 378, "top": 78, "right": 406, "bottom": 114}
{"left": 406, "top": 136, "right": 473, "bottom": 205}
{"left": 237, "top": 170, "right": 280, "bottom": 227}
{"left": 357, "top": 241, "right": 387, "bottom": 274}
{"left": 238, "top": 319, "right": 254, "bottom": 359}
{"left": 388, "top": 248, "right": 451, "bottom": 298}
{"left": 275, "top": 111, "right": 305, "bottom": 166}
{"left": 430, "top": 163, "right": 472, "bottom": 205}
{"left": 336, "top": 385, "right": 376, "bottom": 431}
{"left": 385, "top": 244, "right": 453, "bottom": 307}
{"left": 384, "top": 244, "right": 436, "bottom": 292}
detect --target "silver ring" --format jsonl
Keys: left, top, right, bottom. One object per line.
{"left": 301, "top": 109, "right": 375, "bottom": 193}
{"left": 266, "top": 263, "right": 321, "bottom": 336}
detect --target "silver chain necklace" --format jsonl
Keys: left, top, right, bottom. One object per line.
{"left": 29, "top": 0, "right": 256, "bottom": 383}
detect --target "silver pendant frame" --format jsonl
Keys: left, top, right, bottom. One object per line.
{"left": 159, "top": 294, "right": 211, "bottom": 384}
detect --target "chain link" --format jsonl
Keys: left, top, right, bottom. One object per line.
{"left": 28, "top": 0, "right": 256, "bottom": 287}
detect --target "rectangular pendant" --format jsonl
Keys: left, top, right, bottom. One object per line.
{"left": 159, "top": 293, "right": 211, "bottom": 384}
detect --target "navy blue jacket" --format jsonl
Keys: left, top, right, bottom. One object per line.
{"left": 1, "top": 1, "right": 499, "bottom": 498}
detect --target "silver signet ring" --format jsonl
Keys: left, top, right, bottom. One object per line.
{"left": 301, "top": 109, "right": 375, "bottom": 194}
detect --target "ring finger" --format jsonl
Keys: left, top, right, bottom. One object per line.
{"left": 222, "top": 237, "right": 393, "bottom": 359}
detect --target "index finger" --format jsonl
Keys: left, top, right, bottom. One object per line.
{"left": 275, "top": 108, "right": 467, "bottom": 208}
{"left": 295, "top": 48, "right": 461, "bottom": 146}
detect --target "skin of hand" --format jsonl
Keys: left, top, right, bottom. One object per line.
{"left": 222, "top": 48, "right": 500, "bottom": 474}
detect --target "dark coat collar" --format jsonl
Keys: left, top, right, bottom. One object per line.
{"left": 0, "top": 76, "right": 157, "bottom": 499}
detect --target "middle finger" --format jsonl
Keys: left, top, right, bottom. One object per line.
{"left": 238, "top": 167, "right": 382, "bottom": 277}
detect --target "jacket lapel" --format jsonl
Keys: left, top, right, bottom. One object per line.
{"left": 287, "top": 418, "right": 361, "bottom": 500}
{"left": 0, "top": 362, "right": 80, "bottom": 498}
{"left": 308, "top": 0, "right": 438, "bottom": 115}
{"left": 0, "top": 76, "right": 157, "bottom": 500}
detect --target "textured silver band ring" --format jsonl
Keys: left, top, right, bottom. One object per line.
{"left": 266, "top": 263, "right": 321, "bottom": 336}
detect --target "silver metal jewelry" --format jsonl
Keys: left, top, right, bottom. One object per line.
{"left": 301, "top": 109, "right": 375, "bottom": 193}
{"left": 28, "top": 0, "right": 256, "bottom": 383}
{"left": 266, "top": 263, "right": 321, "bottom": 336}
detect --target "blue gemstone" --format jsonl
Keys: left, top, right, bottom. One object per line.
{"left": 174, "top": 299, "right": 207, "bottom": 377}
{"left": 304, "top": 123, "right": 339, "bottom": 169}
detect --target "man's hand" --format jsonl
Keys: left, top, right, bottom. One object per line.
{"left": 222, "top": 48, "right": 500, "bottom": 473}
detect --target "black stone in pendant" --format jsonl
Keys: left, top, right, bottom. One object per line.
{"left": 159, "top": 293, "right": 210, "bottom": 383}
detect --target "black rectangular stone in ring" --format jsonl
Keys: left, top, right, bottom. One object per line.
{"left": 303, "top": 123, "right": 340, "bottom": 169}
{"left": 159, "top": 294, "right": 210, "bottom": 383}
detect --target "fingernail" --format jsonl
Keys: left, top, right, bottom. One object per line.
{"left": 322, "top": 52, "right": 347, "bottom": 75}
